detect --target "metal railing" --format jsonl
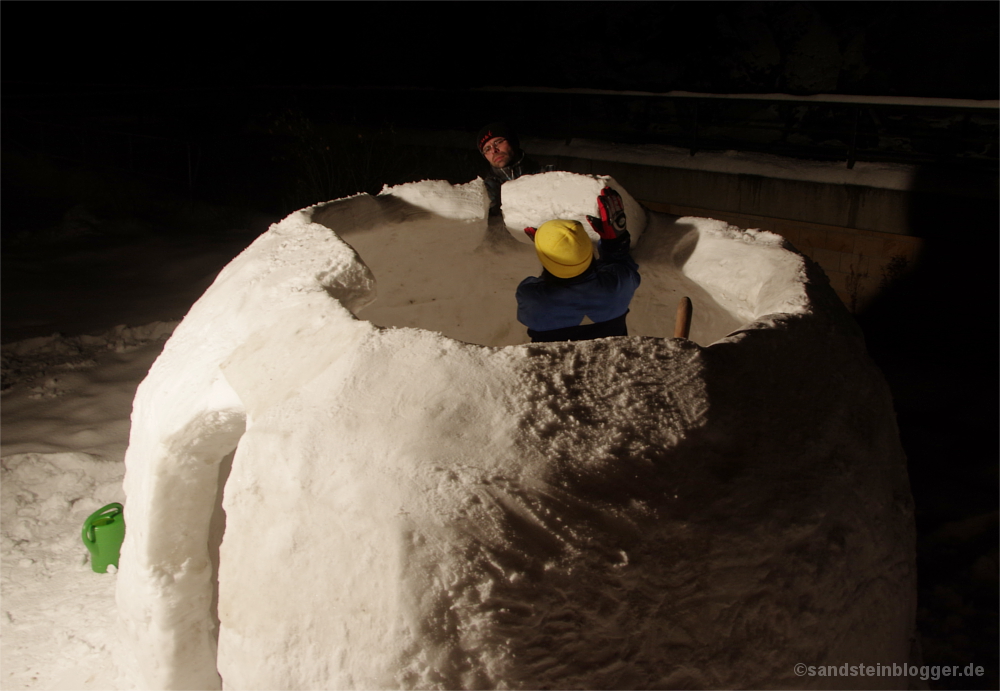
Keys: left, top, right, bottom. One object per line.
{"left": 474, "top": 87, "right": 999, "bottom": 171}
{"left": 4, "top": 85, "right": 995, "bottom": 206}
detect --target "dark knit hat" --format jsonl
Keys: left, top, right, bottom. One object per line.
{"left": 476, "top": 122, "right": 519, "bottom": 152}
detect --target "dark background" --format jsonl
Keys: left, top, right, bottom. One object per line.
{"left": 4, "top": 1, "right": 997, "bottom": 211}
{"left": 6, "top": 2, "right": 997, "bottom": 95}
{"left": 2, "top": 2, "right": 998, "bottom": 688}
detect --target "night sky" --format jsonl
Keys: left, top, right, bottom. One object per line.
{"left": 5, "top": 2, "right": 997, "bottom": 97}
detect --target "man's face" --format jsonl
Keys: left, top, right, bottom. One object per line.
{"left": 482, "top": 137, "right": 514, "bottom": 168}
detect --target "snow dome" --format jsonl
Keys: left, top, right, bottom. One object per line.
{"left": 116, "top": 173, "right": 916, "bottom": 689}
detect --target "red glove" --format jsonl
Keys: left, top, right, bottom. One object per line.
{"left": 586, "top": 187, "right": 627, "bottom": 240}
{"left": 524, "top": 226, "right": 537, "bottom": 240}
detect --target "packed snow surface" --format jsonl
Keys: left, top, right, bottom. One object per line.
{"left": 2, "top": 325, "right": 176, "bottom": 690}
{"left": 99, "top": 172, "right": 915, "bottom": 689}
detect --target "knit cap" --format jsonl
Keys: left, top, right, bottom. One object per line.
{"left": 476, "top": 122, "right": 519, "bottom": 152}
{"left": 534, "top": 220, "right": 594, "bottom": 278}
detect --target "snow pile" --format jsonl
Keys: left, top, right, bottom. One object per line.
{"left": 116, "top": 173, "right": 915, "bottom": 689}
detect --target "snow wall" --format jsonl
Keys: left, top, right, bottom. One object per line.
{"left": 117, "top": 172, "right": 916, "bottom": 689}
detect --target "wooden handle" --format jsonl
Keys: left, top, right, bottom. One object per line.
{"left": 674, "top": 297, "right": 692, "bottom": 339}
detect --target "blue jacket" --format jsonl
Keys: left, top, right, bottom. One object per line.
{"left": 516, "top": 232, "right": 640, "bottom": 342}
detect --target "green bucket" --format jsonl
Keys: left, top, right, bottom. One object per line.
{"left": 82, "top": 503, "right": 125, "bottom": 573}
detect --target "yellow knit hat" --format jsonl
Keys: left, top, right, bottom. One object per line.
{"left": 534, "top": 219, "right": 594, "bottom": 278}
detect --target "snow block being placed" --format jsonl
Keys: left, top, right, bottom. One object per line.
{"left": 501, "top": 171, "right": 647, "bottom": 244}
{"left": 118, "top": 176, "right": 916, "bottom": 690}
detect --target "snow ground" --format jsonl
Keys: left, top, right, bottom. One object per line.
{"left": 1, "top": 162, "right": 993, "bottom": 689}
{"left": 2, "top": 330, "right": 159, "bottom": 686}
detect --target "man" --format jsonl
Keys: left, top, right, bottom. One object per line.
{"left": 516, "top": 187, "right": 641, "bottom": 342}
{"left": 476, "top": 122, "right": 549, "bottom": 216}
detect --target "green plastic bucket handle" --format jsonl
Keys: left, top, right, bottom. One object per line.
{"left": 82, "top": 503, "right": 126, "bottom": 572}
{"left": 82, "top": 503, "right": 124, "bottom": 544}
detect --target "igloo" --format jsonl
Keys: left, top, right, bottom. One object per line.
{"left": 116, "top": 173, "right": 916, "bottom": 689}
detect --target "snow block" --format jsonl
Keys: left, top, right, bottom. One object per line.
{"left": 501, "top": 171, "right": 647, "bottom": 245}
{"left": 379, "top": 178, "right": 490, "bottom": 221}
{"left": 118, "top": 178, "right": 915, "bottom": 690}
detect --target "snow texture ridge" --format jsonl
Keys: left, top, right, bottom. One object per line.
{"left": 116, "top": 174, "right": 915, "bottom": 689}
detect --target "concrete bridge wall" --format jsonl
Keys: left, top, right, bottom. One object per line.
{"left": 401, "top": 129, "right": 996, "bottom": 313}
{"left": 527, "top": 152, "right": 963, "bottom": 312}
